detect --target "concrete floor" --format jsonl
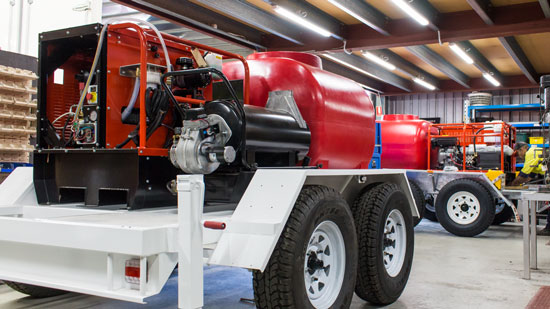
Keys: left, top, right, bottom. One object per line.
{"left": 1, "top": 220, "right": 550, "bottom": 308}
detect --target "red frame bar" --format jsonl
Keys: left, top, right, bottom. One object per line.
{"left": 174, "top": 96, "right": 206, "bottom": 105}
{"left": 107, "top": 24, "right": 251, "bottom": 157}
{"left": 109, "top": 23, "right": 149, "bottom": 153}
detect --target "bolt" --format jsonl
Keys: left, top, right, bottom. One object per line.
{"left": 106, "top": 143, "right": 110, "bottom": 146}
{"left": 148, "top": 186, "right": 152, "bottom": 191}
{"left": 66, "top": 31, "right": 70, "bottom": 35}
{"left": 107, "top": 70, "right": 111, "bottom": 74}
{"left": 107, "top": 107, "right": 110, "bottom": 110}
{"left": 146, "top": 179, "right": 150, "bottom": 183}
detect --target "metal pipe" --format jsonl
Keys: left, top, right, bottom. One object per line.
{"left": 8, "top": 0, "right": 15, "bottom": 51}
{"left": 24, "top": 0, "right": 33, "bottom": 55}
{"left": 17, "top": 0, "right": 23, "bottom": 53}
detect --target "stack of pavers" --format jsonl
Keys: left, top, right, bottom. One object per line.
{"left": 0, "top": 65, "right": 37, "bottom": 183}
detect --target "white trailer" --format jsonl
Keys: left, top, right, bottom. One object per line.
{"left": 406, "top": 170, "right": 518, "bottom": 237}
{"left": 0, "top": 167, "right": 418, "bottom": 308}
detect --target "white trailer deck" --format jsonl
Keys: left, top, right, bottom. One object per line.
{"left": 0, "top": 167, "right": 417, "bottom": 308}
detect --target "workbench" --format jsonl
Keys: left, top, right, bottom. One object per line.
{"left": 502, "top": 189, "right": 550, "bottom": 279}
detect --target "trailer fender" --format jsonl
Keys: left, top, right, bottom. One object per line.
{"left": 208, "top": 169, "right": 417, "bottom": 271}
{"left": 0, "top": 167, "right": 37, "bottom": 207}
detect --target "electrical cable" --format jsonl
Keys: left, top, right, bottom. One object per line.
{"left": 52, "top": 111, "right": 74, "bottom": 125}
{"left": 71, "top": 24, "right": 108, "bottom": 131}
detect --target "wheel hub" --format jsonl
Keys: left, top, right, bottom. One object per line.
{"left": 304, "top": 221, "right": 345, "bottom": 308}
{"left": 383, "top": 209, "right": 407, "bottom": 277}
{"left": 307, "top": 252, "right": 325, "bottom": 274}
{"left": 447, "top": 191, "right": 481, "bottom": 225}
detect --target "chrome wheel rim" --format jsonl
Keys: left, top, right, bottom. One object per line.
{"left": 304, "top": 220, "right": 345, "bottom": 308}
{"left": 383, "top": 209, "right": 407, "bottom": 277}
{"left": 446, "top": 191, "right": 480, "bottom": 225}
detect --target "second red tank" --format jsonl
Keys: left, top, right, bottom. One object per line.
{"left": 377, "top": 114, "right": 438, "bottom": 170}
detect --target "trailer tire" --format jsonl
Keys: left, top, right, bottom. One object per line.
{"left": 435, "top": 179, "right": 495, "bottom": 237}
{"left": 253, "top": 185, "right": 357, "bottom": 309}
{"left": 353, "top": 183, "right": 414, "bottom": 305}
{"left": 423, "top": 195, "right": 438, "bottom": 222}
{"left": 3, "top": 281, "right": 67, "bottom": 298}
{"left": 409, "top": 181, "right": 425, "bottom": 226}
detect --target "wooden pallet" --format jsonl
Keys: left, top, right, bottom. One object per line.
{"left": 0, "top": 65, "right": 37, "bottom": 163}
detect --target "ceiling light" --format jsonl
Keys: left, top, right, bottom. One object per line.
{"left": 327, "top": 0, "right": 378, "bottom": 30}
{"left": 391, "top": 0, "right": 429, "bottom": 26}
{"left": 273, "top": 6, "right": 332, "bottom": 37}
{"left": 449, "top": 43, "right": 474, "bottom": 64}
{"left": 483, "top": 73, "right": 501, "bottom": 87}
{"left": 363, "top": 51, "right": 396, "bottom": 71}
{"left": 321, "top": 54, "right": 378, "bottom": 79}
{"left": 413, "top": 77, "right": 436, "bottom": 90}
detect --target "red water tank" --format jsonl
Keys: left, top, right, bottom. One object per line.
{"left": 377, "top": 114, "right": 438, "bottom": 170}
{"left": 223, "top": 52, "right": 375, "bottom": 169}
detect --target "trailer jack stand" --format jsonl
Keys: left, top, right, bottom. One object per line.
{"left": 177, "top": 175, "right": 205, "bottom": 309}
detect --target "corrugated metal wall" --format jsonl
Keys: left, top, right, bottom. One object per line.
{"left": 385, "top": 88, "right": 540, "bottom": 123}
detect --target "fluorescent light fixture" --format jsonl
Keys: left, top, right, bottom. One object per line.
{"left": 327, "top": 0, "right": 377, "bottom": 29}
{"left": 413, "top": 77, "right": 436, "bottom": 90}
{"left": 363, "top": 52, "right": 396, "bottom": 71}
{"left": 273, "top": 6, "right": 332, "bottom": 37}
{"left": 321, "top": 54, "right": 378, "bottom": 79}
{"left": 483, "top": 73, "right": 501, "bottom": 87}
{"left": 449, "top": 43, "right": 474, "bottom": 64}
{"left": 391, "top": 0, "right": 429, "bottom": 26}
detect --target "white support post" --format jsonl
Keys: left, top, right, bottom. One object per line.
{"left": 530, "top": 201, "right": 537, "bottom": 269}
{"left": 177, "top": 175, "right": 205, "bottom": 309}
{"left": 522, "top": 199, "right": 530, "bottom": 280}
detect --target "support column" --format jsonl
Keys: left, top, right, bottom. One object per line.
{"left": 522, "top": 199, "right": 530, "bottom": 279}
{"left": 177, "top": 175, "right": 205, "bottom": 309}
